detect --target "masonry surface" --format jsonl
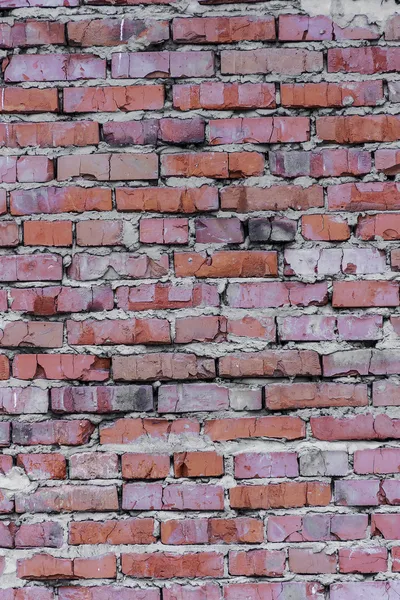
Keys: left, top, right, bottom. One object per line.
{"left": 1, "top": 0, "right": 400, "bottom": 598}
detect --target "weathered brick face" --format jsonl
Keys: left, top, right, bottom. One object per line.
{"left": 0, "top": 0, "right": 399, "bottom": 597}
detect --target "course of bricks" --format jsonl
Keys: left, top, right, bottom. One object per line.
{"left": 2, "top": 0, "right": 400, "bottom": 597}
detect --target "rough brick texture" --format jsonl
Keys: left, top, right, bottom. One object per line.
{"left": 0, "top": 0, "right": 399, "bottom": 597}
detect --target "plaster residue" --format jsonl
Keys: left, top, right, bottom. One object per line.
{"left": 301, "top": 0, "right": 400, "bottom": 26}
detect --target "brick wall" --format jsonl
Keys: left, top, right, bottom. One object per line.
{"left": 1, "top": 0, "right": 400, "bottom": 597}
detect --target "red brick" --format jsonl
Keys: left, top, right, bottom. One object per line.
{"left": 161, "top": 517, "right": 263, "bottom": 544}
{"left": 15, "top": 485, "right": 118, "bottom": 513}
{"left": 328, "top": 47, "right": 400, "bottom": 73}
{"left": 24, "top": 221, "right": 73, "bottom": 246}
{"left": 73, "top": 555, "right": 116, "bottom": 579}
{"left": 281, "top": 81, "right": 384, "bottom": 107}
{"left": 57, "top": 153, "right": 158, "bottom": 181}
{"left": 174, "top": 316, "right": 226, "bottom": 343}
{"left": 69, "top": 518, "right": 155, "bottom": 545}
{"left": 333, "top": 281, "right": 399, "bottom": 307}
{"left": 112, "top": 51, "right": 214, "bottom": 78}
{"left": 116, "top": 282, "right": 219, "bottom": 311}
{"left": 121, "top": 552, "right": 224, "bottom": 578}
{"left": 68, "top": 19, "right": 168, "bottom": 46}
{"left": 270, "top": 149, "right": 371, "bottom": 179}
{"left": 310, "top": 414, "right": 400, "bottom": 441}
{"left": 173, "top": 82, "right": 276, "bottom": 110}
{"left": 13, "top": 354, "right": 110, "bottom": 381}
{"left": 161, "top": 152, "right": 264, "bottom": 178}
{"left": 204, "top": 416, "right": 305, "bottom": 441}
{"left": 100, "top": 418, "right": 199, "bottom": 444}
{"left": 266, "top": 382, "right": 367, "bottom": 410}
{"left": 174, "top": 251, "right": 277, "bottom": 277}
{"left": 103, "top": 118, "right": 204, "bottom": 146}
{"left": 66, "top": 317, "right": 170, "bottom": 345}
{"left": 113, "top": 353, "right": 215, "bottom": 381}
{"left": 13, "top": 420, "right": 95, "bottom": 446}
{"left": 4, "top": 55, "right": 106, "bottom": 82}
{"left": 68, "top": 253, "right": 168, "bottom": 281}
{"left": 209, "top": 117, "right": 310, "bottom": 144}
{"left": 289, "top": 549, "right": 336, "bottom": 574}
{"left": 229, "top": 550, "right": 285, "bottom": 576}
{"left": 10, "top": 187, "right": 112, "bottom": 215}
{"left": 121, "top": 454, "right": 170, "bottom": 479}
{"left": 0, "top": 122, "right": 98, "bottom": 148}
{"left": 0, "top": 88, "right": 58, "bottom": 112}
{"left": 17, "top": 453, "right": 66, "bottom": 479}
{"left": 116, "top": 186, "right": 218, "bottom": 213}
{"left": 317, "top": 115, "right": 400, "bottom": 143}
{"left": 0, "top": 21, "right": 65, "bottom": 47}
{"left": 76, "top": 220, "right": 124, "bottom": 246}
{"left": 302, "top": 215, "right": 350, "bottom": 241}
{"left": 221, "top": 185, "right": 323, "bottom": 211}
{"left": 10, "top": 286, "right": 113, "bottom": 315}
{"left": 173, "top": 451, "right": 223, "bottom": 477}
{"left": 17, "top": 554, "right": 73, "bottom": 580}
{"left": 221, "top": 49, "right": 323, "bottom": 75}
{"left": 64, "top": 86, "right": 164, "bottom": 112}
{"left": 140, "top": 218, "right": 188, "bottom": 244}
{"left": 173, "top": 16, "right": 275, "bottom": 42}
{"left": 230, "top": 482, "right": 330, "bottom": 509}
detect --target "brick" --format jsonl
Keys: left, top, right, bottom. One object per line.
{"left": 333, "top": 281, "right": 399, "bottom": 307}
{"left": 224, "top": 584, "right": 324, "bottom": 600}
{"left": 103, "top": 118, "right": 205, "bottom": 146}
{"left": 173, "top": 83, "right": 276, "bottom": 110}
{"left": 317, "top": 115, "right": 400, "bottom": 143}
{"left": 15, "top": 522, "right": 63, "bottom": 549}
{"left": 331, "top": 583, "right": 400, "bottom": 600}
{"left": 0, "top": 21, "right": 65, "bottom": 47}
{"left": 68, "top": 19, "right": 169, "bottom": 46}
{"left": 248, "top": 217, "right": 297, "bottom": 242}
{"left": 4, "top": 55, "right": 106, "bottom": 82}
{"left": 323, "top": 349, "right": 400, "bottom": 376}
{"left": 195, "top": 217, "right": 244, "bottom": 244}
{"left": 13, "top": 420, "right": 95, "bottom": 446}
{"left": 221, "top": 49, "right": 323, "bottom": 75}
{"left": 121, "top": 552, "right": 224, "bottom": 578}
{"left": 116, "top": 186, "right": 218, "bottom": 213}
{"left": 57, "top": 153, "right": 158, "bottom": 181}
{"left": 24, "top": 221, "right": 73, "bottom": 246}
{"left": 230, "top": 482, "right": 330, "bottom": 509}
{"left": 229, "top": 550, "right": 285, "bottom": 576}
{"left": 279, "top": 14, "right": 378, "bottom": 40}
{"left": 73, "top": 555, "right": 117, "bottom": 579}
{"left": 10, "top": 187, "right": 112, "bottom": 215}
{"left": 76, "top": 220, "right": 124, "bottom": 246}
{"left": 13, "top": 354, "right": 110, "bottom": 381}
{"left": 100, "top": 418, "right": 199, "bottom": 444}
{"left": 122, "top": 454, "right": 170, "bottom": 479}
{"left": 310, "top": 414, "right": 400, "bottom": 441}
{"left": 51, "top": 385, "right": 153, "bottom": 413}
{"left": 234, "top": 452, "right": 298, "bottom": 478}
{"left": 70, "top": 452, "right": 119, "bottom": 479}
{"left": 17, "top": 554, "right": 73, "bottom": 580}
{"left": 173, "top": 452, "right": 223, "bottom": 477}
{"left": 112, "top": 51, "right": 214, "bottom": 78}
{"left": 226, "top": 282, "right": 328, "bottom": 308}
{"left": 17, "top": 454, "right": 66, "bottom": 479}
{"left": 59, "top": 590, "right": 159, "bottom": 600}
{"left": 116, "top": 283, "right": 219, "bottom": 311}
{"left": 66, "top": 317, "right": 171, "bottom": 345}
{"left": 265, "top": 382, "right": 367, "bottom": 410}
{"left": 113, "top": 353, "right": 215, "bottom": 381}
{"left": 64, "top": 86, "right": 164, "bottom": 112}
{"left": 0, "top": 122, "right": 98, "bottom": 147}
{"left": 284, "top": 248, "right": 385, "bottom": 277}
{"left": 204, "top": 416, "right": 305, "bottom": 441}
{"left": 299, "top": 450, "right": 348, "bottom": 477}
{"left": 270, "top": 149, "right": 371, "bottom": 179}
{"left": 68, "top": 253, "right": 168, "bottom": 281}
{"left": 221, "top": 185, "right": 323, "bottom": 211}
{"left": 161, "top": 152, "right": 264, "bottom": 178}
{"left": 16, "top": 486, "right": 118, "bottom": 513}
{"left": 219, "top": 350, "right": 321, "bottom": 377}
{"left": 162, "top": 517, "right": 262, "bottom": 544}
{"left": 10, "top": 286, "right": 114, "bottom": 315}
{"left": 140, "top": 218, "right": 189, "bottom": 244}
{"left": 174, "top": 251, "right": 277, "bottom": 277}
{"left": 281, "top": 81, "right": 384, "bottom": 107}
{"left": 69, "top": 518, "right": 155, "bottom": 545}
{"left": 173, "top": 16, "right": 275, "bottom": 42}
{"left": 209, "top": 117, "right": 310, "bottom": 144}
{"left": 328, "top": 47, "right": 400, "bottom": 73}
{"left": 158, "top": 383, "right": 229, "bottom": 412}
{"left": 0, "top": 88, "right": 58, "bottom": 112}
{"left": 374, "top": 380, "right": 400, "bottom": 406}
{"left": 267, "top": 514, "right": 367, "bottom": 542}
{"left": 0, "top": 255, "right": 62, "bottom": 281}
{"left": 372, "top": 514, "right": 400, "bottom": 538}
{"left": 289, "top": 549, "right": 336, "bottom": 574}
{"left": 0, "top": 222, "right": 18, "bottom": 246}
{"left": 354, "top": 448, "right": 400, "bottom": 474}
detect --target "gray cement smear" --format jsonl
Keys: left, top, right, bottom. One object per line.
{"left": 301, "top": 0, "right": 400, "bottom": 26}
